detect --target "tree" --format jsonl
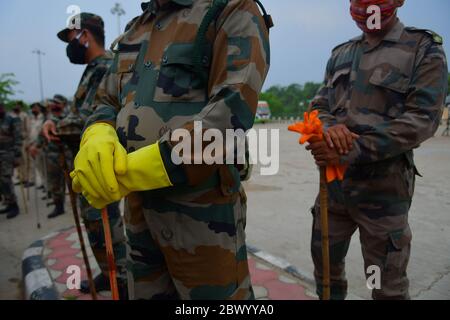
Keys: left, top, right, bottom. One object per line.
{"left": 260, "top": 82, "right": 321, "bottom": 118}
{"left": 0, "top": 73, "right": 20, "bottom": 108}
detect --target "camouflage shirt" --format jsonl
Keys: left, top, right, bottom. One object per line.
{"left": 86, "top": 0, "right": 270, "bottom": 187}
{"left": 57, "top": 52, "right": 113, "bottom": 136}
{"left": 0, "top": 113, "right": 22, "bottom": 156}
{"left": 311, "top": 20, "right": 448, "bottom": 165}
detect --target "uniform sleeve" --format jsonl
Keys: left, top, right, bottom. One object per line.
{"left": 310, "top": 57, "right": 339, "bottom": 130}
{"left": 342, "top": 40, "right": 448, "bottom": 165}
{"left": 83, "top": 66, "right": 121, "bottom": 130}
{"left": 78, "top": 65, "right": 110, "bottom": 124}
{"left": 161, "top": 0, "right": 270, "bottom": 186}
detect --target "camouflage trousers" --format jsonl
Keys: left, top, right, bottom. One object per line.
{"left": 79, "top": 196, "right": 128, "bottom": 284}
{"left": 311, "top": 155, "right": 415, "bottom": 300}
{"left": 0, "top": 151, "right": 17, "bottom": 204}
{"left": 124, "top": 183, "right": 253, "bottom": 300}
{"left": 46, "top": 151, "right": 66, "bottom": 204}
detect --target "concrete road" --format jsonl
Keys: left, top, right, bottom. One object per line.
{"left": 245, "top": 122, "right": 450, "bottom": 300}
{"left": 0, "top": 185, "right": 73, "bottom": 300}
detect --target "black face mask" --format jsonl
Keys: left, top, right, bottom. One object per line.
{"left": 32, "top": 111, "right": 40, "bottom": 116}
{"left": 51, "top": 107, "right": 63, "bottom": 113}
{"left": 66, "top": 35, "right": 87, "bottom": 65}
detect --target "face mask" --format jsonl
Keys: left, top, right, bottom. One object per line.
{"left": 51, "top": 106, "right": 63, "bottom": 113}
{"left": 66, "top": 32, "right": 88, "bottom": 64}
{"left": 32, "top": 111, "right": 40, "bottom": 116}
{"left": 350, "top": 0, "right": 398, "bottom": 33}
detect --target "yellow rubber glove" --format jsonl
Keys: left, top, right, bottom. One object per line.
{"left": 70, "top": 123, "right": 127, "bottom": 203}
{"left": 117, "top": 142, "right": 173, "bottom": 196}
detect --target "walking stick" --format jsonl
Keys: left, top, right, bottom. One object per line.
{"left": 101, "top": 207, "right": 120, "bottom": 300}
{"left": 58, "top": 144, "right": 97, "bottom": 300}
{"left": 319, "top": 167, "right": 330, "bottom": 300}
{"left": 18, "top": 167, "right": 28, "bottom": 215}
{"left": 288, "top": 111, "right": 343, "bottom": 301}
{"left": 34, "top": 161, "right": 41, "bottom": 229}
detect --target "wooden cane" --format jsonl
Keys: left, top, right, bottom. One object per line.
{"left": 101, "top": 207, "right": 120, "bottom": 300}
{"left": 18, "top": 167, "right": 29, "bottom": 215}
{"left": 319, "top": 167, "right": 331, "bottom": 300}
{"left": 59, "top": 145, "right": 97, "bottom": 300}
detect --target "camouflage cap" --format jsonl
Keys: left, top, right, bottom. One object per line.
{"left": 57, "top": 12, "right": 105, "bottom": 43}
{"left": 53, "top": 94, "right": 68, "bottom": 105}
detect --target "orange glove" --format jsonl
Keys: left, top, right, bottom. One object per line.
{"left": 288, "top": 110, "right": 347, "bottom": 183}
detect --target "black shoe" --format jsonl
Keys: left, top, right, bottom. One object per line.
{"left": 14, "top": 181, "right": 23, "bottom": 186}
{"left": 24, "top": 182, "right": 35, "bottom": 188}
{"left": 47, "top": 202, "right": 64, "bottom": 219}
{"left": 118, "top": 281, "right": 129, "bottom": 300}
{"left": 80, "top": 274, "right": 110, "bottom": 294}
{"left": 0, "top": 203, "right": 15, "bottom": 214}
{"left": 47, "top": 201, "right": 55, "bottom": 207}
{"left": 6, "top": 203, "right": 20, "bottom": 219}
{"left": 37, "top": 185, "right": 45, "bottom": 190}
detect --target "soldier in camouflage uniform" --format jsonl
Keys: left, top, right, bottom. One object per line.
{"left": 307, "top": 0, "right": 448, "bottom": 300}
{"left": 0, "top": 102, "right": 23, "bottom": 219}
{"left": 35, "top": 97, "right": 69, "bottom": 219}
{"left": 44, "top": 13, "right": 127, "bottom": 297}
{"left": 71, "top": 0, "right": 271, "bottom": 300}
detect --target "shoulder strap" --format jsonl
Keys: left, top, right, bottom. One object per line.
{"left": 192, "top": 0, "right": 273, "bottom": 82}
{"left": 405, "top": 27, "right": 443, "bottom": 45}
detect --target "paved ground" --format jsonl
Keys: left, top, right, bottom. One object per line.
{"left": 1, "top": 123, "right": 449, "bottom": 300}
{"left": 23, "top": 226, "right": 315, "bottom": 300}
{"left": 245, "top": 122, "right": 450, "bottom": 300}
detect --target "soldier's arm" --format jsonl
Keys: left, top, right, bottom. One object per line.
{"left": 83, "top": 67, "right": 121, "bottom": 130}
{"left": 79, "top": 65, "right": 110, "bottom": 123}
{"left": 310, "top": 57, "right": 339, "bottom": 130}
{"left": 160, "top": 0, "right": 271, "bottom": 187}
{"left": 342, "top": 40, "right": 448, "bottom": 165}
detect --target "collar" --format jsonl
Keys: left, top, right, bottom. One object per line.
{"left": 141, "top": 0, "right": 193, "bottom": 12}
{"left": 350, "top": 19, "right": 405, "bottom": 44}
{"left": 88, "top": 51, "right": 113, "bottom": 67}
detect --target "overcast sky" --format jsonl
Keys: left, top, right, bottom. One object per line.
{"left": 0, "top": 0, "right": 449, "bottom": 103}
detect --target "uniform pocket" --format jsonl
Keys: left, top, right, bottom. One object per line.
{"left": 153, "top": 43, "right": 210, "bottom": 103}
{"left": 328, "top": 67, "right": 351, "bottom": 114}
{"left": 385, "top": 226, "right": 412, "bottom": 271}
{"left": 369, "top": 68, "right": 410, "bottom": 118}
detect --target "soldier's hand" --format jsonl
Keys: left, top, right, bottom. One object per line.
{"left": 71, "top": 123, "right": 128, "bottom": 204}
{"left": 324, "top": 124, "right": 359, "bottom": 155}
{"left": 306, "top": 140, "right": 341, "bottom": 167}
{"left": 42, "top": 120, "right": 60, "bottom": 142}
{"left": 29, "top": 145, "right": 39, "bottom": 159}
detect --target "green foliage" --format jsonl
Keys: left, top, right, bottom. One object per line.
{"left": 0, "top": 73, "right": 28, "bottom": 110}
{"left": 260, "top": 82, "right": 321, "bottom": 118}
{"left": 0, "top": 73, "right": 19, "bottom": 104}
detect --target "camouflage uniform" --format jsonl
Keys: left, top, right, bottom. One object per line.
{"left": 57, "top": 52, "right": 128, "bottom": 285}
{"left": 36, "top": 113, "right": 67, "bottom": 207}
{"left": 0, "top": 113, "right": 22, "bottom": 205}
{"left": 85, "top": 0, "right": 270, "bottom": 300}
{"left": 310, "top": 20, "right": 448, "bottom": 300}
